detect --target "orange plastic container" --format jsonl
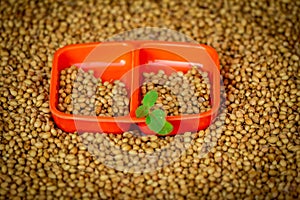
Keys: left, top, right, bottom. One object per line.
{"left": 50, "top": 41, "right": 220, "bottom": 135}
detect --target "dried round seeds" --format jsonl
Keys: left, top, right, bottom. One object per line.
{"left": 58, "top": 65, "right": 129, "bottom": 117}
{"left": 0, "top": 0, "right": 299, "bottom": 199}
{"left": 141, "top": 66, "right": 211, "bottom": 116}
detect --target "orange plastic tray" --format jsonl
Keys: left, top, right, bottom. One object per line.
{"left": 50, "top": 41, "right": 220, "bottom": 135}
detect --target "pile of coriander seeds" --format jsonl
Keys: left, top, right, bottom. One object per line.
{"left": 0, "top": 0, "right": 299, "bottom": 199}
{"left": 58, "top": 65, "right": 129, "bottom": 117}
{"left": 141, "top": 66, "right": 211, "bottom": 116}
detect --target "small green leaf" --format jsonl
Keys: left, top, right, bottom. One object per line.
{"left": 145, "top": 115, "right": 151, "bottom": 124}
{"left": 135, "top": 105, "right": 149, "bottom": 118}
{"left": 142, "top": 90, "right": 158, "bottom": 107}
{"left": 158, "top": 121, "right": 173, "bottom": 135}
{"left": 146, "top": 109, "right": 166, "bottom": 133}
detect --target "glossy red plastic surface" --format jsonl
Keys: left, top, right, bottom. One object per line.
{"left": 50, "top": 41, "right": 220, "bottom": 135}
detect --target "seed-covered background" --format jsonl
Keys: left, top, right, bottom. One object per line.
{"left": 0, "top": 0, "right": 299, "bottom": 199}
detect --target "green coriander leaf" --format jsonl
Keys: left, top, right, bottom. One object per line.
{"left": 145, "top": 115, "right": 151, "bottom": 124}
{"left": 146, "top": 109, "right": 166, "bottom": 133}
{"left": 142, "top": 90, "right": 158, "bottom": 107}
{"left": 135, "top": 105, "right": 149, "bottom": 118}
{"left": 158, "top": 121, "right": 173, "bottom": 135}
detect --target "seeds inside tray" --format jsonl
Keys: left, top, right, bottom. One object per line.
{"left": 57, "top": 65, "right": 130, "bottom": 117}
{"left": 141, "top": 66, "right": 211, "bottom": 116}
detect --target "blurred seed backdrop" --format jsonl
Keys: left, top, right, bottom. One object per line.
{"left": 0, "top": 0, "right": 299, "bottom": 199}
